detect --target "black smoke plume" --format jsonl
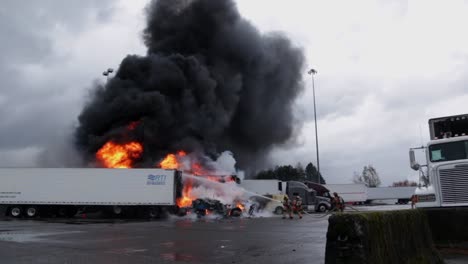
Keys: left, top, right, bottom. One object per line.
{"left": 75, "top": 0, "right": 305, "bottom": 173}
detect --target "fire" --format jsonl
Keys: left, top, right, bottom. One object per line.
{"left": 177, "top": 179, "right": 194, "bottom": 207}
{"left": 192, "top": 163, "right": 206, "bottom": 175}
{"left": 236, "top": 202, "right": 245, "bottom": 211}
{"left": 96, "top": 141, "right": 143, "bottom": 168}
{"left": 159, "top": 151, "right": 239, "bottom": 209}
{"left": 159, "top": 151, "right": 186, "bottom": 170}
{"left": 159, "top": 151, "right": 192, "bottom": 207}
{"left": 159, "top": 154, "right": 179, "bottom": 169}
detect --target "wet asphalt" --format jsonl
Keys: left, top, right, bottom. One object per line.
{"left": 0, "top": 205, "right": 466, "bottom": 264}
{"left": 0, "top": 213, "right": 328, "bottom": 264}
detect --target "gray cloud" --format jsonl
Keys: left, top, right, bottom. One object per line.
{"left": 3, "top": 0, "right": 468, "bottom": 189}
{"left": 0, "top": 0, "right": 115, "bottom": 166}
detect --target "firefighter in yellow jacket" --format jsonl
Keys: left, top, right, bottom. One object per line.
{"left": 291, "top": 194, "right": 303, "bottom": 219}
{"left": 332, "top": 192, "right": 344, "bottom": 212}
{"left": 282, "top": 196, "right": 293, "bottom": 219}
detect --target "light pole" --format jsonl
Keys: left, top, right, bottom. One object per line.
{"left": 308, "top": 68, "right": 320, "bottom": 183}
{"left": 102, "top": 68, "right": 114, "bottom": 81}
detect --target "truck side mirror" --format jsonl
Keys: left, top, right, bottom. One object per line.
{"left": 409, "top": 149, "right": 420, "bottom": 171}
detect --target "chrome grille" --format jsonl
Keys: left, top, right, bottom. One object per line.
{"left": 439, "top": 165, "right": 468, "bottom": 204}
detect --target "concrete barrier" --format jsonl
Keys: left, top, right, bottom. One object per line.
{"left": 325, "top": 210, "right": 443, "bottom": 264}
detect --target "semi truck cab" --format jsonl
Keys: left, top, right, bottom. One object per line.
{"left": 410, "top": 114, "right": 468, "bottom": 208}
{"left": 287, "top": 181, "right": 331, "bottom": 212}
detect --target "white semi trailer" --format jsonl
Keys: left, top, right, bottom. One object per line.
{"left": 0, "top": 168, "right": 182, "bottom": 218}
{"left": 410, "top": 114, "right": 468, "bottom": 208}
{"left": 324, "top": 184, "right": 367, "bottom": 204}
{"left": 366, "top": 186, "right": 416, "bottom": 204}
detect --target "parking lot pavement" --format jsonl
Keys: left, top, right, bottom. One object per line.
{"left": 1, "top": 205, "right": 466, "bottom": 264}
{"left": 0, "top": 214, "right": 329, "bottom": 264}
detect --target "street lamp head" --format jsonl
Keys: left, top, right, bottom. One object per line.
{"left": 308, "top": 68, "right": 317, "bottom": 75}
{"left": 107, "top": 68, "right": 114, "bottom": 73}
{"left": 103, "top": 71, "right": 109, "bottom": 76}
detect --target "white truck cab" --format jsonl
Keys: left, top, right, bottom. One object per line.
{"left": 410, "top": 114, "right": 468, "bottom": 208}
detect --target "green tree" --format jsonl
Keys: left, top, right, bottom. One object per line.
{"left": 255, "top": 165, "right": 306, "bottom": 181}
{"left": 305, "top": 162, "right": 326, "bottom": 184}
{"left": 276, "top": 165, "right": 303, "bottom": 181}
{"left": 256, "top": 169, "right": 276, "bottom": 179}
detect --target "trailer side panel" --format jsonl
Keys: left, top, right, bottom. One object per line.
{"left": 0, "top": 168, "right": 177, "bottom": 206}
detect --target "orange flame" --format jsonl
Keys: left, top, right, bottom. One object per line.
{"left": 236, "top": 202, "right": 245, "bottom": 211}
{"left": 96, "top": 141, "right": 143, "bottom": 168}
{"left": 159, "top": 151, "right": 188, "bottom": 170}
{"left": 159, "top": 151, "right": 236, "bottom": 208}
{"left": 159, "top": 154, "right": 179, "bottom": 169}
{"left": 192, "top": 163, "right": 207, "bottom": 176}
{"left": 177, "top": 182, "right": 194, "bottom": 208}
{"left": 159, "top": 152, "right": 190, "bottom": 207}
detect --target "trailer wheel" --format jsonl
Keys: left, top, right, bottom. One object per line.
{"left": 177, "top": 207, "right": 188, "bottom": 217}
{"left": 112, "top": 206, "right": 123, "bottom": 215}
{"left": 274, "top": 206, "right": 284, "bottom": 215}
{"left": 26, "top": 206, "right": 38, "bottom": 218}
{"left": 10, "top": 206, "right": 22, "bottom": 218}
{"left": 148, "top": 207, "right": 160, "bottom": 219}
{"left": 137, "top": 207, "right": 160, "bottom": 219}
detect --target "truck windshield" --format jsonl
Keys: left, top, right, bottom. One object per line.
{"left": 429, "top": 140, "right": 468, "bottom": 162}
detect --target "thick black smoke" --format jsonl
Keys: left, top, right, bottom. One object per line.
{"left": 75, "top": 0, "right": 305, "bottom": 172}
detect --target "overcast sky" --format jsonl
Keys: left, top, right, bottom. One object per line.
{"left": 2, "top": 0, "right": 468, "bottom": 185}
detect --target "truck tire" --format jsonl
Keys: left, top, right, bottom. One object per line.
{"left": 274, "top": 206, "right": 284, "bottom": 215}
{"left": 316, "top": 204, "right": 328, "bottom": 213}
{"left": 26, "top": 206, "right": 38, "bottom": 218}
{"left": 177, "top": 207, "right": 188, "bottom": 217}
{"left": 112, "top": 206, "right": 123, "bottom": 216}
{"left": 10, "top": 206, "right": 22, "bottom": 218}
{"left": 147, "top": 207, "right": 160, "bottom": 219}
{"left": 134, "top": 207, "right": 158, "bottom": 219}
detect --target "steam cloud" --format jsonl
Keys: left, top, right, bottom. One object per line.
{"left": 75, "top": 0, "right": 305, "bottom": 173}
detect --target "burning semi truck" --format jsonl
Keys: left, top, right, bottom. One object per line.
{"left": 410, "top": 113, "right": 468, "bottom": 207}
{"left": 0, "top": 167, "right": 246, "bottom": 219}
{"left": 0, "top": 147, "right": 246, "bottom": 219}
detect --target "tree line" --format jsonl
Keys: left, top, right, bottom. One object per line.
{"left": 255, "top": 162, "right": 326, "bottom": 183}
{"left": 256, "top": 162, "right": 416, "bottom": 188}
